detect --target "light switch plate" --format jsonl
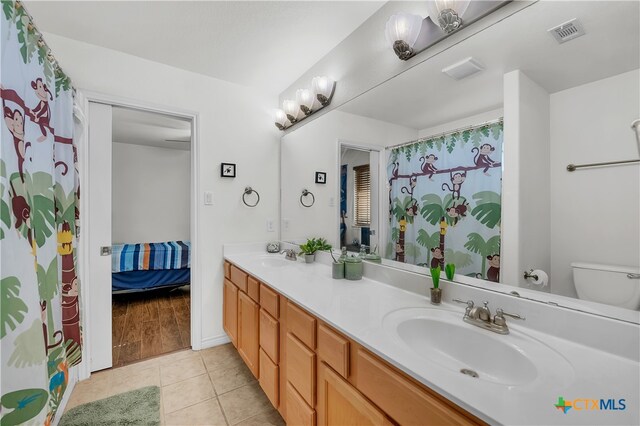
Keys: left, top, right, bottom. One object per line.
{"left": 204, "top": 191, "right": 213, "bottom": 205}
{"left": 267, "top": 219, "right": 275, "bottom": 232}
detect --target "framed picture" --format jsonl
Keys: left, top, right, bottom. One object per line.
{"left": 315, "top": 171, "right": 327, "bottom": 184}
{"left": 221, "top": 163, "right": 236, "bottom": 178}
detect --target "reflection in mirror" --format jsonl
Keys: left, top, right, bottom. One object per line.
{"left": 280, "top": 1, "right": 640, "bottom": 322}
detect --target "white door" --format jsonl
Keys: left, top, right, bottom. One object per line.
{"left": 88, "top": 102, "right": 112, "bottom": 371}
{"left": 369, "top": 150, "right": 379, "bottom": 251}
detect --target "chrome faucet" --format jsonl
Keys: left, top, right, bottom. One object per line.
{"left": 452, "top": 299, "right": 525, "bottom": 334}
{"left": 281, "top": 249, "right": 297, "bottom": 261}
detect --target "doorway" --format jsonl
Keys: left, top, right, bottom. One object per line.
{"left": 338, "top": 143, "right": 380, "bottom": 254}
{"left": 83, "top": 96, "right": 200, "bottom": 373}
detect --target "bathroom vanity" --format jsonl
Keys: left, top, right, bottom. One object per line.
{"left": 223, "top": 245, "right": 639, "bottom": 426}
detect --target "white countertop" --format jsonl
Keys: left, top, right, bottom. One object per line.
{"left": 224, "top": 249, "right": 640, "bottom": 426}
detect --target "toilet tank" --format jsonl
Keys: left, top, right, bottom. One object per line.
{"left": 571, "top": 262, "right": 640, "bottom": 310}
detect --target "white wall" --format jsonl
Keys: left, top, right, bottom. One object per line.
{"left": 340, "top": 148, "right": 370, "bottom": 245}
{"left": 502, "top": 70, "right": 551, "bottom": 289}
{"left": 281, "top": 110, "right": 417, "bottom": 248}
{"left": 112, "top": 142, "right": 190, "bottom": 244}
{"left": 44, "top": 33, "right": 280, "bottom": 348}
{"left": 549, "top": 69, "right": 640, "bottom": 298}
{"left": 418, "top": 108, "right": 504, "bottom": 138}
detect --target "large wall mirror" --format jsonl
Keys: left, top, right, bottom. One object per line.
{"left": 281, "top": 0, "right": 640, "bottom": 323}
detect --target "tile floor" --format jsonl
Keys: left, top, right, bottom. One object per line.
{"left": 65, "top": 344, "right": 285, "bottom": 426}
{"left": 112, "top": 286, "right": 191, "bottom": 367}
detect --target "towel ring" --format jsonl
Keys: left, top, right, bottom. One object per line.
{"left": 300, "top": 189, "right": 315, "bottom": 208}
{"left": 242, "top": 187, "right": 260, "bottom": 207}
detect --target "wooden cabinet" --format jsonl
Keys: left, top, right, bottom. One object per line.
{"left": 317, "top": 323, "right": 350, "bottom": 378}
{"left": 286, "top": 383, "right": 316, "bottom": 426}
{"left": 260, "top": 349, "right": 279, "bottom": 407}
{"left": 260, "top": 309, "right": 279, "bottom": 362}
{"left": 223, "top": 260, "right": 485, "bottom": 426}
{"left": 286, "top": 332, "right": 316, "bottom": 407}
{"left": 238, "top": 291, "right": 259, "bottom": 377}
{"left": 356, "top": 348, "right": 480, "bottom": 426}
{"left": 317, "top": 362, "right": 392, "bottom": 426}
{"left": 223, "top": 279, "right": 238, "bottom": 347}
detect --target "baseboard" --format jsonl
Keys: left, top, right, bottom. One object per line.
{"left": 200, "top": 333, "right": 231, "bottom": 349}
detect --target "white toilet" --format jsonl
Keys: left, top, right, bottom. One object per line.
{"left": 571, "top": 262, "right": 640, "bottom": 310}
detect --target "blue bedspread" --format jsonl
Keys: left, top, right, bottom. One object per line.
{"left": 112, "top": 241, "right": 190, "bottom": 273}
{"left": 112, "top": 269, "right": 190, "bottom": 292}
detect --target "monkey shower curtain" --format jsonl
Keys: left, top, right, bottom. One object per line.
{"left": 1, "top": 1, "right": 81, "bottom": 425}
{"left": 386, "top": 120, "right": 503, "bottom": 282}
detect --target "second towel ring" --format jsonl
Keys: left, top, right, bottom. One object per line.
{"left": 243, "top": 187, "right": 260, "bottom": 207}
{"left": 300, "top": 189, "right": 315, "bottom": 207}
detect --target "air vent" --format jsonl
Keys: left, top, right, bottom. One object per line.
{"left": 548, "top": 18, "right": 585, "bottom": 44}
{"left": 442, "top": 57, "right": 485, "bottom": 81}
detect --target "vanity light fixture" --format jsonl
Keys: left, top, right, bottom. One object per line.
{"left": 385, "top": 13, "right": 424, "bottom": 60}
{"left": 426, "top": 0, "right": 471, "bottom": 34}
{"left": 385, "top": 1, "right": 508, "bottom": 62}
{"left": 274, "top": 76, "right": 336, "bottom": 131}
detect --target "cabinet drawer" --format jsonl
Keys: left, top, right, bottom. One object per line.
{"left": 260, "top": 309, "right": 279, "bottom": 362}
{"left": 247, "top": 275, "right": 260, "bottom": 303}
{"left": 230, "top": 264, "right": 248, "bottom": 293}
{"left": 259, "top": 349, "right": 279, "bottom": 408}
{"left": 356, "top": 349, "right": 481, "bottom": 426}
{"left": 286, "top": 382, "right": 315, "bottom": 426}
{"left": 224, "top": 261, "right": 231, "bottom": 279}
{"left": 286, "top": 332, "right": 316, "bottom": 407}
{"left": 287, "top": 301, "right": 316, "bottom": 349}
{"left": 260, "top": 284, "right": 279, "bottom": 319}
{"left": 317, "top": 323, "right": 349, "bottom": 378}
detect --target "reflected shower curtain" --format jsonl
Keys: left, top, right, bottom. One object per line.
{"left": 1, "top": 1, "right": 81, "bottom": 425}
{"left": 386, "top": 120, "right": 503, "bottom": 281}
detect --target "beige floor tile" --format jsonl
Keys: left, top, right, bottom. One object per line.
{"left": 161, "top": 356, "right": 206, "bottom": 386}
{"left": 164, "top": 398, "right": 227, "bottom": 426}
{"left": 201, "top": 344, "right": 244, "bottom": 373}
{"left": 234, "top": 410, "right": 285, "bottom": 426}
{"left": 209, "top": 362, "right": 256, "bottom": 395}
{"left": 111, "top": 365, "right": 161, "bottom": 394}
{"left": 162, "top": 373, "right": 215, "bottom": 414}
{"left": 218, "top": 383, "right": 272, "bottom": 425}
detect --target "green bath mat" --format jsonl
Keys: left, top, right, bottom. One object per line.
{"left": 59, "top": 385, "right": 160, "bottom": 426}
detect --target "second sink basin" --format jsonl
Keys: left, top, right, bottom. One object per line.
{"left": 383, "top": 307, "right": 574, "bottom": 388}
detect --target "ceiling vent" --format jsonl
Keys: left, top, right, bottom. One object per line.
{"left": 442, "top": 57, "right": 485, "bottom": 81}
{"left": 548, "top": 18, "right": 585, "bottom": 44}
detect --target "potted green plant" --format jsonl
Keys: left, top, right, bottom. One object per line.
{"left": 299, "top": 238, "right": 332, "bottom": 263}
{"left": 430, "top": 266, "right": 442, "bottom": 304}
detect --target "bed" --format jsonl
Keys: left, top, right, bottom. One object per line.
{"left": 112, "top": 241, "right": 190, "bottom": 293}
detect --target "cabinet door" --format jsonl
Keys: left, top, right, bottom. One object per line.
{"left": 223, "top": 279, "right": 238, "bottom": 347}
{"left": 238, "top": 291, "right": 260, "bottom": 377}
{"left": 259, "top": 348, "right": 279, "bottom": 407}
{"left": 318, "top": 362, "right": 391, "bottom": 426}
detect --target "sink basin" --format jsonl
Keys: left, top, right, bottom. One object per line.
{"left": 258, "top": 256, "right": 291, "bottom": 268}
{"left": 383, "top": 307, "right": 573, "bottom": 387}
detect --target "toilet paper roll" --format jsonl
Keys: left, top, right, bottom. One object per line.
{"left": 529, "top": 269, "right": 549, "bottom": 287}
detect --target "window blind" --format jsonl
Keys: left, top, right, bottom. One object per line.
{"left": 353, "top": 164, "right": 371, "bottom": 227}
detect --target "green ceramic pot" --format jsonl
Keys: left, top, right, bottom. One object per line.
{"left": 344, "top": 257, "right": 363, "bottom": 280}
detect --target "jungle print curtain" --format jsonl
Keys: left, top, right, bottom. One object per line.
{"left": 1, "top": 1, "right": 81, "bottom": 424}
{"left": 386, "top": 120, "right": 503, "bottom": 282}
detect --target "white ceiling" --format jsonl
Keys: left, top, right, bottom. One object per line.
{"left": 26, "top": 1, "right": 385, "bottom": 94}
{"left": 112, "top": 107, "right": 191, "bottom": 151}
{"left": 340, "top": 1, "right": 640, "bottom": 130}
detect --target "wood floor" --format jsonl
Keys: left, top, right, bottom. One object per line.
{"left": 112, "top": 286, "right": 190, "bottom": 367}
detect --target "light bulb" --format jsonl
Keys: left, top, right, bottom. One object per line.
{"left": 311, "top": 76, "right": 334, "bottom": 106}
{"left": 274, "top": 109, "right": 289, "bottom": 130}
{"left": 296, "top": 89, "right": 314, "bottom": 116}
{"left": 283, "top": 100, "right": 300, "bottom": 122}
{"left": 385, "top": 13, "right": 423, "bottom": 60}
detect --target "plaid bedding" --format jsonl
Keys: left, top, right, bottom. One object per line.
{"left": 112, "top": 241, "right": 190, "bottom": 273}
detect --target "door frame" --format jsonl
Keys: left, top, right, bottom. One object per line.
{"left": 77, "top": 90, "right": 201, "bottom": 379}
{"left": 335, "top": 140, "right": 382, "bottom": 252}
